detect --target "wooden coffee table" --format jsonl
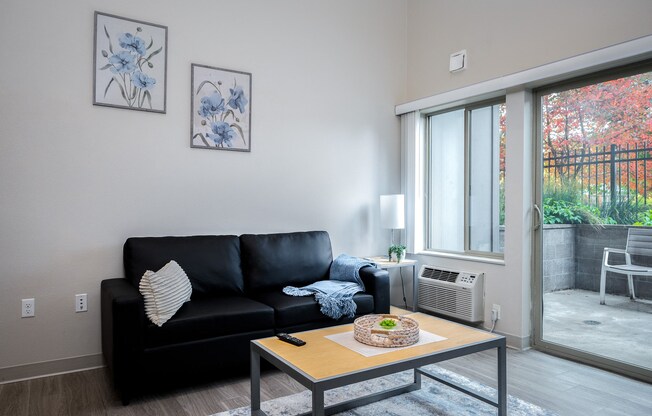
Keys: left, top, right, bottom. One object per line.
{"left": 250, "top": 312, "right": 506, "bottom": 416}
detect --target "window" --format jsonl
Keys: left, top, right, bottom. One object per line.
{"left": 426, "top": 101, "right": 506, "bottom": 256}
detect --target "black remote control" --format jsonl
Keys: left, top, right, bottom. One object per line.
{"left": 276, "top": 333, "right": 306, "bottom": 346}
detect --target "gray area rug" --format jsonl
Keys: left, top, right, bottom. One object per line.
{"left": 212, "top": 365, "right": 556, "bottom": 416}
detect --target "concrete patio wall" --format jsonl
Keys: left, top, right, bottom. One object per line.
{"left": 543, "top": 225, "right": 577, "bottom": 292}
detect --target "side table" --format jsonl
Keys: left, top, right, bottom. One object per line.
{"left": 366, "top": 257, "right": 418, "bottom": 312}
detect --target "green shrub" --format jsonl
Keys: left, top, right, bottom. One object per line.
{"left": 543, "top": 199, "right": 581, "bottom": 224}
{"left": 634, "top": 209, "right": 652, "bottom": 226}
{"left": 543, "top": 181, "right": 652, "bottom": 225}
{"left": 543, "top": 198, "right": 603, "bottom": 225}
{"left": 601, "top": 198, "right": 647, "bottom": 225}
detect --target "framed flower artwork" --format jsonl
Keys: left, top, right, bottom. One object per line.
{"left": 191, "top": 64, "right": 252, "bottom": 152}
{"left": 93, "top": 12, "right": 168, "bottom": 113}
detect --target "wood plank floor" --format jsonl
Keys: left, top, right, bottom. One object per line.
{"left": 1, "top": 348, "right": 651, "bottom": 416}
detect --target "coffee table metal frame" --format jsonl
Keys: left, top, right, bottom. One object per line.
{"left": 250, "top": 326, "right": 507, "bottom": 416}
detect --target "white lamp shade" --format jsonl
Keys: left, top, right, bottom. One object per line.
{"left": 380, "top": 194, "right": 405, "bottom": 229}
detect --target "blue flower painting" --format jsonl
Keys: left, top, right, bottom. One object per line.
{"left": 191, "top": 64, "right": 252, "bottom": 152}
{"left": 94, "top": 12, "right": 167, "bottom": 113}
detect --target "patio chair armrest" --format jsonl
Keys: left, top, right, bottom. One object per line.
{"left": 603, "top": 247, "right": 625, "bottom": 254}
{"left": 603, "top": 247, "right": 628, "bottom": 266}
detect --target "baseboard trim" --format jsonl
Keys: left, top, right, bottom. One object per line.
{"left": 499, "top": 331, "right": 531, "bottom": 350}
{"left": 480, "top": 326, "right": 531, "bottom": 350}
{"left": 0, "top": 354, "right": 105, "bottom": 384}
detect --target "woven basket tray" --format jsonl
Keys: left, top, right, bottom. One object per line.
{"left": 353, "top": 314, "right": 419, "bottom": 348}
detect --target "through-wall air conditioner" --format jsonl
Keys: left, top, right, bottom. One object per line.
{"left": 417, "top": 265, "right": 484, "bottom": 323}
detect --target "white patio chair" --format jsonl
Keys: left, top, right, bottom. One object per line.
{"left": 600, "top": 227, "right": 652, "bottom": 305}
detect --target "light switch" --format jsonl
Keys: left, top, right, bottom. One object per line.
{"left": 449, "top": 50, "right": 466, "bottom": 72}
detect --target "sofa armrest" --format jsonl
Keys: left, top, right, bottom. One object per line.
{"left": 360, "top": 266, "right": 390, "bottom": 314}
{"left": 101, "top": 278, "right": 146, "bottom": 403}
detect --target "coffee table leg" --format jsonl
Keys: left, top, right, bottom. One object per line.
{"left": 414, "top": 368, "right": 422, "bottom": 388}
{"left": 497, "top": 341, "right": 507, "bottom": 416}
{"left": 312, "top": 385, "right": 325, "bottom": 416}
{"left": 251, "top": 348, "right": 262, "bottom": 413}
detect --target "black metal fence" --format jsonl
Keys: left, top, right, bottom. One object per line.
{"left": 543, "top": 143, "right": 652, "bottom": 208}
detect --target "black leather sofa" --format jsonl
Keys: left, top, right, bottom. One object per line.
{"left": 101, "top": 231, "right": 389, "bottom": 403}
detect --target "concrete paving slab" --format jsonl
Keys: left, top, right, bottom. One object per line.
{"left": 543, "top": 289, "right": 652, "bottom": 370}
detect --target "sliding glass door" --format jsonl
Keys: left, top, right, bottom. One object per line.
{"left": 533, "top": 64, "right": 652, "bottom": 382}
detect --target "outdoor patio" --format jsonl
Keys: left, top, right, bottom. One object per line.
{"left": 543, "top": 289, "right": 652, "bottom": 370}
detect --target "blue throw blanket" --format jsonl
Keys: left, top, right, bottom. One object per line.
{"left": 282, "top": 254, "right": 377, "bottom": 319}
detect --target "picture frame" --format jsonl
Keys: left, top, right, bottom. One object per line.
{"left": 93, "top": 11, "right": 168, "bottom": 113}
{"left": 191, "top": 64, "right": 252, "bottom": 152}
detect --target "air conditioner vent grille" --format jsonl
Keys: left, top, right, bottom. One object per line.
{"left": 417, "top": 265, "right": 484, "bottom": 323}
{"left": 420, "top": 267, "right": 459, "bottom": 282}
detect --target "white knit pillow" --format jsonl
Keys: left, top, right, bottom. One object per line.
{"left": 139, "top": 260, "right": 192, "bottom": 327}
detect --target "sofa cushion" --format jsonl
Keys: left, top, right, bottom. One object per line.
{"left": 144, "top": 296, "right": 274, "bottom": 348}
{"left": 124, "top": 235, "right": 244, "bottom": 297}
{"left": 240, "top": 231, "right": 333, "bottom": 293}
{"left": 253, "top": 290, "right": 374, "bottom": 329}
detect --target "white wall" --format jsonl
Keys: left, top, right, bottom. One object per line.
{"left": 405, "top": 0, "right": 652, "bottom": 102}
{"left": 0, "top": 0, "right": 407, "bottom": 376}
{"left": 403, "top": 0, "right": 652, "bottom": 347}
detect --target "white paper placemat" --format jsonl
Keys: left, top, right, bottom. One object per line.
{"left": 324, "top": 330, "right": 447, "bottom": 357}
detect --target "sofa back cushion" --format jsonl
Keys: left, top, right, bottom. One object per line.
{"left": 124, "top": 235, "right": 244, "bottom": 297}
{"left": 240, "top": 231, "right": 332, "bottom": 293}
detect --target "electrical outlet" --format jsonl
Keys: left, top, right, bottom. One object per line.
{"left": 75, "top": 294, "right": 88, "bottom": 312}
{"left": 491, "top": 304, "right": 501, "bottom": 321}
{"left": 22, "top": 298, "right": 35, "bottom": 318}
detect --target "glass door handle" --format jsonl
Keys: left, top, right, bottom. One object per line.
{"left": 533, "top": 204, "right": 542, "bottom": 231}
